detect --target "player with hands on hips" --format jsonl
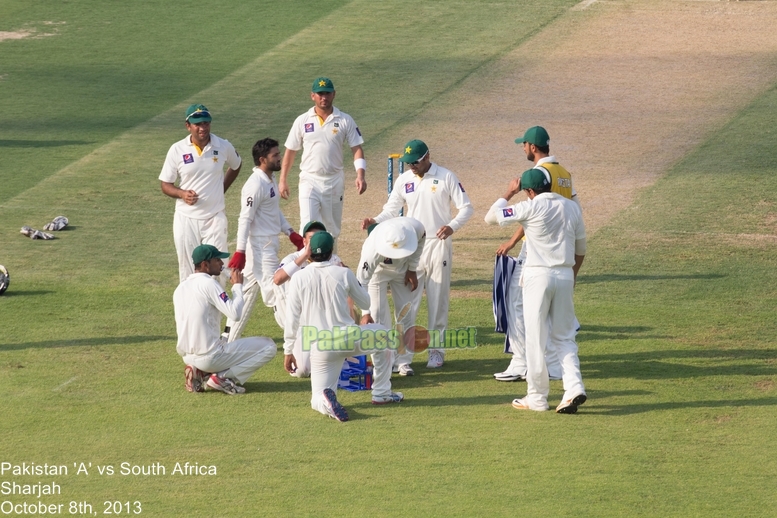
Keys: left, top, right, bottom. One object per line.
{"left": 357, "top": 217, "right": 426, "bottom": 376}
{"left": 279, "top": 77, "right": 366, "bottom": 243}
{"left": 361, "top": 140, "right": 473, "bottom": 369}
{"left": 159, "top": 104, "right": 242, "bottom": 283}
{"left": 174, "top": 245, "right": 276, "bottom": 395}
{"left": 284, "top": 231, "right": 403, "bottom": 421}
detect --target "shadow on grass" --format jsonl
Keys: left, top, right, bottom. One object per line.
{"left": 585, "top": 397, "right": 777, "bottom": 416}
{"left": 450, "top": 278, "right": 491, "bottom": 288}
{"left": 0, "top": 335, "right": 173, "bottom": 350}
{"left": 0, "top": 139, "right": 94, "bottom": 148}
{"left": 578, "top": 273, "right": 725, "bottom": 284}
{"left": 0, "top": 290, "right": 55, "bottom": 297}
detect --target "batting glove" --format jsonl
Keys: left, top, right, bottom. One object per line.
{"left": 289, "top": 232, "right": 304, "bottom": 251}
{"left": 228, "top": 251, "right": 246, "bottom": 270}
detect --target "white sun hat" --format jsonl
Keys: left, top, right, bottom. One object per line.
{"left": 372, "top": 218, "right": 418, "bottom": 259}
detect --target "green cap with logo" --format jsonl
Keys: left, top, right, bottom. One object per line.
{"left": 515, "top": 126, "right": 550, "bottom": 147}
{"left": 312, "top": 77, "right": 335, "bottom": 93}
{"left": 309, "top": 231, "right": 334, "bottom": 256}
{"left": 302, "top": 220, "right": 327, "bottom": 235}
{"left": 186, "top": 104, "right": 212, "bottom": 124}
{"left": 520, "top": 168, "right": 551, "bottom": 191}
{"left": 399, "top": 139, "right": 429, "bottom": 163}
{"left": 192, "top": 244, "right": 230, "bottom": 265}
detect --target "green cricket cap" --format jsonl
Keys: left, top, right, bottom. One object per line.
{"left": 186, "top": 104, "right": 212, "bottom": 124}
{"left": 520, "top": 168, "right": 551, "bottom": 191}
{"left": 516, "top": 126, "right": 550, "bottom": 146}
{"left": 302, "top": 220, "right": 327, "bottom": 235}
{"left": 312, "top": 77, "right": 335, "bottom": 93}
{"left": 309, "top": 231, "right": 334, "bottom": 256}
{"left": 399, "top": 139, "right": 429, "bottom": 163}
{"left": 366, "top": 223, "right": 378, "bottom": 235}
{"left": 192, "top": 244, "right": 230, "bottom": 264}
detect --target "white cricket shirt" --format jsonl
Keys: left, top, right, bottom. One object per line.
{"left": 173, "top": 273, "right": 244, "bottom": 356}
{"left": 356, "top": 217, "right": 426, "bottom": 286}
{"left": 284, "top": 107, "right": 364, "bottom": 176}
{"left": 235, "top": 167, "right": 292, "bottom": 250}
{"left": 159, "top": 134, "right": 242, "bottom": 219}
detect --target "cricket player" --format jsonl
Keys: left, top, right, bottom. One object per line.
{"left": 160, "top": 104, "right": 242, "bottom": 283}
{"left": 357, "top": 217, "right": 426, "bottom": 376}
{"left": 278, "top": 77, "right": 366, "bottom": 241}
{"left": 272, "top": 220, "right": 345, "bottom": 378}
{"left": 486, "top": 168, "right": 587, "bottom": 413}
{"left": 174, "top": 245, "right": 276, "bottom": 395}
{"left": 284, "top": 232, "right": 403, "bottom": 421}
{"left": 493, "top": 126, "right": 580, "bottom": 382}
{"left": 224, "top": 138, "right": 304, "bottom": 339}
{"left": 361, "top": 140, "right": 473, "bottom": 368}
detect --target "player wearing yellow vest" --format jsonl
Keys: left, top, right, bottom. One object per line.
{"left": 492, "top": 126, "right": 581, "bottom": 383}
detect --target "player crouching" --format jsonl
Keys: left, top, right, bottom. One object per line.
{"left": 174, "top": 245, "right": 276, "bottom": 394}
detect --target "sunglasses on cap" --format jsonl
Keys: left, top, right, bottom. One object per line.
{"left": 410, "top": 151, "right": 429, "bottom": 165}
{"left": 186, "top": 111, "right": 211, "bottom": 122}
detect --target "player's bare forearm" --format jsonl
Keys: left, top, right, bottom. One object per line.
{"left": 161, "top": 181, "right": 198, "bottom": 205}
{"left": 279, "top": 149, "right": 297, "bottom": 199}
{"left": 352, "top": 145, "right": 366, "bottom": 194}
{"left": 573, "top": 254, "right": 585, "bottom": 283}
{"left": 223, "top": 164, "right": 242, "bottom": 193}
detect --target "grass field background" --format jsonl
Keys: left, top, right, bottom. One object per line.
{"left": 1, "top": 0, "right": 776, "bottom": 516}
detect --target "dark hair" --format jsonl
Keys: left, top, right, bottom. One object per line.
{"left": 311, "top": 250, "right": 333, "bottom": 263}
{"left": 252, "top": 138, "right": 279, "bottom": 166}
{"left": 531, "top": 182, "right": 552, "bottom": 195}
{"left": 535, "top": 144, "right": 550, "bottom": 154}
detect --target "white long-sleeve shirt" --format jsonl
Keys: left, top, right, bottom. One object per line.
{"left": 373, "top": 163, "right": 473, "bottom": 236}
{"left": 356, "top": 217, "right": 426, "bottom": 286}
{"left": 485, "top": 193, "right": 586, "bottom": 271}
{"left": 173, "top": 273, "right": 244, "bottom": 356}
{"left": 283, "top": 261, "right": 370, "bottom": 355}
{"left": 235, "top": 167, "right": 293, "bottom": 250}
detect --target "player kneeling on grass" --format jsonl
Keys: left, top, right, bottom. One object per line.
{"left": 174, "top": 245, "right": 276, "bottom": 395}
{"left": 283, "top": 231, "right": 403, "bottom": 421}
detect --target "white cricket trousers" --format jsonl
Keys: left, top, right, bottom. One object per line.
{"left": 368, "top": 267, "right": 417, "bottom": 367}
{"left": 182, "top": 336, "right": 277, "bottom": 385}
{"left": 522, "top": 267, "right": 585, "bottom": 408}
{"left": 409, "top": 237, "right": 451, "bottom": 358}
{"left": 504, "top": 243, "right": 562, "bottom": 378}
{"left": 298, "top": 171, "right": 344, "bottom": 239}
{"left": 173, "top": 210, "right": 228, "bottom": 283}
{"left": 271, "top": 283, "right": 310, "bottom": 377}
{"left": 309, "top": 324, "right": 392, "bottom": 416}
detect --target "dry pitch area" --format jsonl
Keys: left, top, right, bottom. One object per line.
{"left": 337, "top": 0, "right": 777, "bottom": 288}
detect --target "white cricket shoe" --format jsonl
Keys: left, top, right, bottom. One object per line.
{"left": 322, "top": 388, "right": 349, "bottom": 421}
{"left": 206, "top": 375, "right": 243, "bottom": 395}
{"left": 426, "top": 349, "right": 444, "bottom": 368}
{"left": 397, "top": 364, "right": 414, "bottom": 376}
{"left": 556, "top": 394, "right": 587, "bottom": 414}
{"left": 372, "top": 391, "right": 404, "bottom": 405}
{"left": 494, "top": 370, "right": 525, "bottom": 382}
{"left": 511, "top": 397, "right": 549, "bottom": 412}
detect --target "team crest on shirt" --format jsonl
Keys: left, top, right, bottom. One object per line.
{"left": 333, "top": 122, "right": 339, "bottom": 128}
{"left": 459, "top": 182, "right": 466, "bottom": 192}
{"left": 183, "top": 153, "right": 194, "bottom": 164}
{"left": 219, "top": 292, "right": 229, "bottom": 302}
{"left": 270, "top": 188, "right": 276, "bottom": 198}
{"left": 405, "top": 183, "right": 415, "bottom": 193}
{"left": 502, "top": 208, "right": 514, "bottom": 217}
{"left": 304, "top": 123, "right": 315, "bottom": 133}
{"left": 213, "top": 150, "right": 219, "bottom": 156}
{"left": 433, "top": 180, "right": 439, "bottom": 184}
{"left": 383, "top": 258, "right": 393, "bottom": 265}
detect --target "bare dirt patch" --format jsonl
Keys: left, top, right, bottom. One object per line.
{"left": 754, "top": 379, "right": 774, "bottom": 391}
{"left": 340, "top": 0, "right": 777, "bottom": 289}
{"left": 0, "top": 30, "right": 34, "bottom": 42}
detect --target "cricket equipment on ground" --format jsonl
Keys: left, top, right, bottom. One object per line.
{"left": 43, "top": 216, "right": 68, "bottom": 231}
{"left": 511, "top": 397, "right": 549, "bottom": 411}
{"left": 371, "top": 391, "right": 404, "bottom": 405}
{"left": 206, "top": 374, "right": 243, "bottom": 395}
{"left": 0, "top": 265, "right": 9, "bottom": 295}
{"left": 403, "top": 326, "right": 431, "bottom": 354}
{"left": 228, "top": 251, "right": 246, "bottom": 270}
{"left": 185, "top": 365, "right": 207, "bottom": 393}
{"left": 556, "top": 393, "right": 587, "bottom": 414}
{"left": 322, "top": 388, "right": 349, "bottom": 422}
{"left": 426, "top": 349, "right": 444, "bottom": 368}
{"left": 20, "top": 226, "right": 54, "bottom": 240}
{"left": 289, "top": 231, "right": 304, "bottom": 250}
{"left": 494, "top": 371, "right": 525, "bottom": 382}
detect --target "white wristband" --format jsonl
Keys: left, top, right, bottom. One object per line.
{"left": 282, "top": 261, "right": 301, "bottom": 277}
{"left": 362, "top": 309, "right": 371, "bottom": 316}
{"left": 354, "top": 158, "right": 367, "bottom": 172}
